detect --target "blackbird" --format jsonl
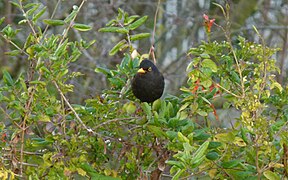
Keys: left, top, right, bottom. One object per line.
{"left": 132, "top": 59, "right": 165, "bottom": 103}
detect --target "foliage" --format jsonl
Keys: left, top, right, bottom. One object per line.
{"left": 0, "top": 1, "right": 287, "bottom": 180}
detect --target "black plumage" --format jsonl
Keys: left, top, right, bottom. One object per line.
{"left": 132, "top": 59, "right": 165, "bottom": 103}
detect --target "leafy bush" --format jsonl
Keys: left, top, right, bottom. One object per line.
{"left": 0, "top": 1, "right": 287, "bottom": 179}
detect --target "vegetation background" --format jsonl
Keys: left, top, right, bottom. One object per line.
{"left": 0, "top": 0, "right": 287, "bottom": 179}
{"left": 1, "top": 0, "right": 287, "bottom": 103}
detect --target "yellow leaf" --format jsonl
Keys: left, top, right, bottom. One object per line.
{"left": 0, "top": 170, "right": 8, "bottom": 180}
{"left": 209, "top": 169, "right": 217, "bottom": 178}
{"left": 233, "top": 137, "right": 246, "bottom": 147}
{"left": 269, "top": 162, "right": 284, "bottom": 168}
{"left": 77, "top": 168, "right": 86, "bottom": 177}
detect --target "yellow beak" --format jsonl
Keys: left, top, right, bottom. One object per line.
{"left": 137, "top": 68, "right": 146, "bottom": 74}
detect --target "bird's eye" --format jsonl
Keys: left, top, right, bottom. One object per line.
{"left": 148, "top": 67, "right": 152, "bottom": 71}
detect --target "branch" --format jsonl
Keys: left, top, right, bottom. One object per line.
{"left": 149, "top": 0, "right": 161, "bottom": 64}
{"left": 53, "top": 81, "right": 96, "bottom": 135}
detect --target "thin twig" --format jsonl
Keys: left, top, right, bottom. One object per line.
{"left": 42, "top": 0, "right": 61, "bottom": 36}
{"left": 59, "top": 0, "right": 87, "bottom": 45}
{"left": 18, "top": 0, "right": 37, "bottom": 36}
{"left": 19, "top": 74, "right": 42, "bottom": 175}
{"left": 53, "top": 81, "right": 96, "bottom": 135}
{"left": 149, "top": 0, "right": 161, "bottom": 64}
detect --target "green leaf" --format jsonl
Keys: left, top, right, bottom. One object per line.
{"left": 43, "top": 19, "right": 65, "bottom": 26}
{"left": 95, "top": 67, "right": 111, "bottom": 76}
{"left": 230, "top": 71, "right": 241, "bottom": 84}
{"left": 166, "top": 160, "right": 185, "bottom": 169}
{"left": 221, "top": 160, "right": 242, "bottom": 168}
{"left": 109, "top": 40, "right": 127, "bottom": 56}
{"left": 130, "top": 33, "right": 150, "bottom": 41}
{"left": 141, "top": 102, "right": 152, "bottom": 119}
{"left": 196, "top": 110, "right": 208, "bottom": 116}
{"left": 208, "top": 141, "right": 222, "bottom": 149}
{"left": 263, "top": 170, "right": 280, "bottom": 180}
{"left": 201, "top": 96, "right": 211, "bottom": 105}
{"left": 177, "top": 132, "right": 189, "bottom": 143}
{"left": 106, "top": 19, "right": 117, "bottom": 26}
{"left": 5, "top": 50, "right": 21, "bottom": 56}
{"left": 191, "top": 141, "right": 209, "bottom": 162}
{"left": 147, "top": 125, "right": 166, "bottom": 138}
{"left": 32, "top": 6, "right": 47, "bottom": 22}
{"left": 193, "top": 130, "right": 211, "bottom": 141}
{"left": 202, "top": 59, "right": 217, "bottom": 72}
{"left": 73, "top": 23, "right": 92, "bottom": 31}
{"left": 200, "top": 53, "right": 210, "bottom": 59}
{"left": 215, "top": 132, "right": 235, "bottom": 143}
{"left": 98, "top": 27, "right": 129, "bottom": 34}
{"left": 166, "top": 131, "right": 178, "bottom": 140}
{"left": 172, "top": 169, "right": 185, "bottom": 180}
{"left": 128, "top": 16, "right": 148, "bottom": 30}
{"left": 200, "top": 79, "right": 212, "bottom": 88}
{"left": 10, "top": 1, "right": 21, "bottom": 9}
{"left": 26, "top": 3, "right": 40, "bottom": 16}
{"left": 30, "top": 80, "right": 46, "bottom": 86}
{"left": 206, "top": 151, "right": 219, "bottom": 160}
{"left": 81, "top": 163, "right": 121, "bottom": 180}
{"left": 124, "top": 15, "right": 140, "bottom": 25}
{"left": 2, "top": 70, "right": 14, "bottom": 86}
{"left": 117, "top": 8, "right": 124, "bottom": 21}
{"left": 64, "top": 9, "right": 78, "bottom": 23}
{"left": 270, "top": 82, "right": 283, "bottom": 92}
{"left": 0, "top": 17, "right": 5, "bottom": 26}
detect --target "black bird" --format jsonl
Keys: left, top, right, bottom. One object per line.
{"left": 132, "top": 59, "right": 165, "bottom": 103}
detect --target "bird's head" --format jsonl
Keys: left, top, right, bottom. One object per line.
{"left": 137, "top": 59, "right": 158, "bottom": 74}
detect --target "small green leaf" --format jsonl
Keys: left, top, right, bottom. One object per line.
{"left": 270, "top": 82, "right": 283, "bottom": 92}
{"left": 196, "top": 110, "right": 208, "bottom": 116}
{"left": 95, "top": 67, "right": 111, "bottom": 76}
{"left": 30, "top": 80, "right": 46, "bottom": 86}
{"left": 147, "top": 125, "right": 166, "bottom": 137}
{"left": 200, "top": 79, "right": 212, "bottom": 88}
{"left": 123, "top": 102, "right": 136, "bottom": 114}
{"left": 106, "top": 19, "right": 117, "bottom": 26}
{"left": 141, "top": 102, "right": 152, "bottom": 118}
{"left": 0, "top": 17, "right": 5, "bottom": 26}
{"left": 43, "top": 19, "right": 65, "bottom": 26}
{"left": 230, "top": 71, "right": 241, "bottom": 84}
{"left": 192, "top": 141, "right": 209, "bottom": 162}
{"left": 263, "top": 171, "right": 280, "bottom": 180}
{"left": 2, "top": 70, "right": 14, "bottom": 86}
{"left": 202, "top": 59, "right": 217, "bottom": 72}
{"left": 128, "top": 16, "right": 148, "bottom": 30}
{"left": 208, "top": 141, "right": 222, "bottom": 149}
{"left": 172, "top": 169, "right": 185, "bottom": 180}
{"left": 26, "top": 3, "right": 40, "bottom": 16}
{"left": 206, "top": 151, "right": 219, "bottom": 160}
{"left": 200, "top": 53, "right": 210, "bottom": 59}
{"left": 166, "top": 160, "right": 185, "bottom": 169}
{"left": 98, "top": 27, "right": 129, "bottom": 34}
{"left": 10, "top": 1, "right": 21, "bottom": 8}
{"left": 177, "top": 132, "right": 189, "bottom": 143}
{"left": 5, "top": 50, "right": 21, "bottom": 56}
{"left": 124, "top": 15, "right": 140, "bottom": 25}
{"left": 64, "top": 9, "right": 78, "bottom": 23}
{"left": 32, "top": 6, "right": 47, "bottom": 22}
{"left": 166, "top": 131, "right": 178, "bottom": 140}
{"left": 201, "top": 96, "right": 211, "bottom": 105}
{"left": 117, "top": 8, "right": 124, "bottom": 20}
{"left": 130, "top": 33, "right": 150, "bottom": 41}
{"left": 221, "top": 160, "right": 242, "bottom": 168}
{"left": 73, "top": 23, "right": 92, "bottom": 31}
{"left": 109, "top": 40, "right": 127, "bottom": 56}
